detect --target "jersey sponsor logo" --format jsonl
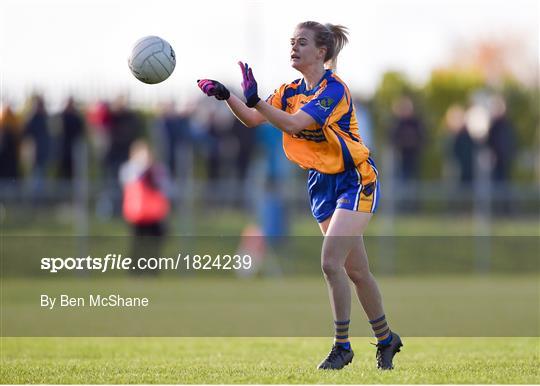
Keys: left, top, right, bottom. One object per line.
{"left": 293, "top": 128, "right": 327, "bottom": 143}
{"left": 316, "top": 97, "right": 334, "bottom": 112}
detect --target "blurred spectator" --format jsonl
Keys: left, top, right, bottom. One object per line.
{"left": 390, "top": 96, "right": 425, "bottom": 181}
{"left": 24, "top": 95, "right": 51, "bottom": 198}
{"left": 86, "top": 100, "right": 112, "bottom": 155}
{"left": 106, "top": 96, "right": 142, "bottom": 181}
{"left": 58, "top": 97, "right": 85, "bottom": 180}
{"left": 232, "top": 118, "right": 255, "bottom": 182}
{"left": 257, "top": 176, "right": 289, "bottom": 239}
{"left": 236, "top": 224, "right": 267, "bottom": 278}
{"left": 487, "top": 96, "right": 516, "bottom": 183}
{"left": 120, "top": 140, "right": 169, "bottom": 274}
{"left": 191, "top": 107, "right": 220, "bottom": 182}
{"left": 445, "top": 104, "right": 476, "bottom": 185}
{"left": 154, "top": 102, "right": 192, "bottom": 177}
{"left": 256, "top": 122, "right": 291, "bottom": 181}
{"left": 0, "top": 104, "right": 22, "bottom": 181}
{"left": 353, "top": 99, "right": 375, "bottom": 151}
{"left": 255, "top": 122, "right": 292, "bottom": 239}
{"left": 87, "top": 100, "right": 112, "bottom": 130}
{"left": 101, "top": 96, "right": 143, "bottom": 216}
{"left": 205, "top": 107, "right": 233, "bottom": 182}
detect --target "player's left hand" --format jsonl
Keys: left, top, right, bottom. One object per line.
{"left": 238, "top": 61, "right": 261, "bottom": 108}
{"left": 197, "top": 79, "right": 230, "bottom": 100}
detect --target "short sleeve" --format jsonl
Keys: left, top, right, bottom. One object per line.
{"left": 301, "top": 82, "right": 345, "bottom": 125}
{"left": 266, "top": 84, "right": 287, "bottom": 110}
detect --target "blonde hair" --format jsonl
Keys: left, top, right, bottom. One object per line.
{"left": 297, "top": 21, "right": 349, "bottom": 70}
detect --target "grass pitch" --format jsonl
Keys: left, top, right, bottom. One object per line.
{"left": 1, "top": 337, "right": 538, "bottom": 384}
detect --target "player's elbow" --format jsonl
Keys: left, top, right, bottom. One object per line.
{"left": 244, "top": 114, "right": 266, "bottom": 128}
{"left": 284, "top": 111, "right": 314, "bottom": 135}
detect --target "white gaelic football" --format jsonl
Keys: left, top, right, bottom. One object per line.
{"left": 128, "top": 36, "right": 176, "bottom": 84}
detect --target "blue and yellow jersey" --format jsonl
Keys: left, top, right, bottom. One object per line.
{"left": 267, "top": 69, "right": 371, "bottom": 175}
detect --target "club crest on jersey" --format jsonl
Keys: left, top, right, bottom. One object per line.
{"left": 316, "top": 97, "right": 334, "bottom": 112}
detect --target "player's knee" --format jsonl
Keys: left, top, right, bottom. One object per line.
{"left": 321, "top": 259, "right": 343, "bottom": 278}
{"left": 346, "top": 267, "right": 371, "bottom": 285}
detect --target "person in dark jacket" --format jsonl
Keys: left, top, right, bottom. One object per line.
{"left": 58, "top": 97, "right": 85, "bottom": 180}
{"left": 445, "top": 104, "right": 476, "bottom": 185}
{"left": 0, "top": 105, "right": 21, "bottom": 181}
{"left": 24, "top": 95, "right": 50, "bottom": 199}
{"left": 487, "top": 96, "right": 516, "bottom": 183}
{"left": 390, "top": 96, "right": 425, "bottom": 182}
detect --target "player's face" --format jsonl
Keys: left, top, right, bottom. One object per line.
{"left": 290, "top": 28, "right": 326, "bottom": 71}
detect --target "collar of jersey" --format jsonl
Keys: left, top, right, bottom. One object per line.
{"left": 298, "top": 69, "right": 333, "bottom": 96}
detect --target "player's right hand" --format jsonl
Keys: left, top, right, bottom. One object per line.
{"left": 238, "top": 62, "right": 261, "bottom": 108}
{"left": 197, "top": 79, "right": 230, "bottom": 100}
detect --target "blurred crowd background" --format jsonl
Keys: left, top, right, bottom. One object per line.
{"left": 1, "top": 29, "right": 538, "bottom": 239}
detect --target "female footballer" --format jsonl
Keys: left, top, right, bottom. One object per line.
{"left": 197, "top": 21, "right": 402, "bottom": 370}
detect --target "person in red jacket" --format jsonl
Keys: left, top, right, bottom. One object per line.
{"left": 120, "top": 140, "right": 169, "bottom": 274}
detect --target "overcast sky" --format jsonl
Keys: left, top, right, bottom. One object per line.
{"left": 1, "top": 0, "right": 538, "bottom": 109}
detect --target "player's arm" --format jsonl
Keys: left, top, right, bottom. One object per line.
{"left": 196, "top": 79, "right": 265, "bottom": 128}
{"left": 253, "top": 100, "right": 314, "bottom": 135}
{"left": 225, "top": 94, "right": 266, "bottom": 128}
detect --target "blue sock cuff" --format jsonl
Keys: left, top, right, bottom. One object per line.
{"left": 336, "top": 341, "right": 351, "bottom": 350}
{"left": 379, "top": 333, "right": 393, "bottom": 346}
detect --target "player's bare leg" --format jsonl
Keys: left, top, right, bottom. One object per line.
{"left": 316, "top": 209, "right": 370, "bottom": 369}
{"left": 319, "top": 210, "right": 371, "bottom": 320}
{"left": 319, "top": 209, "right": 402, "bottom": 370}
{"left": 344, "top": 236, "right": 384, "bottom": 320}
{"left": 344, "top": 231, "right": 402, "bottom": 369}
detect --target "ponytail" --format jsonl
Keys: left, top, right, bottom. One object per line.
{"left": 324, "top": 23, "right": 349, "bottom": 70}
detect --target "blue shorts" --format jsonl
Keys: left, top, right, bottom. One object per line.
{"left": 307, "top": 157, "right": 380, "bottom": 223}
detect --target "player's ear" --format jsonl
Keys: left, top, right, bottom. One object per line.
{"left": 318, "top": 46, "right": 327, "bottom": 61}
